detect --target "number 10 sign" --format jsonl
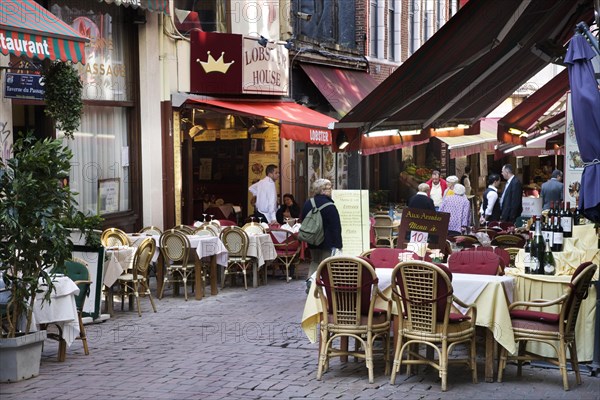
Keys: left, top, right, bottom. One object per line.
{"left": 397, "top": 208, "right": 450, "bottom": 251}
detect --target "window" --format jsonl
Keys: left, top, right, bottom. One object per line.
{"left": 409, "top": 0, "right": 421, "bottom": 54}
{"left": 370, "top": 1, "right": 378, "bottom": 57}
{"left": 388, "top": 2, "right": 395, "bottom": 60}
{"left": 436, "top": 0, "right": 446, "bottom": 30}
{"left": 424, "top": 0, "right": 434, "bottom": 40}
{"left": 174, "top": 0, "right": 226, "bottom": 35}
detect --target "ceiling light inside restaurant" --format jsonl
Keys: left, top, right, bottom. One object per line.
{"left": 336, "top": 131, "right": 349, "bottom": 150}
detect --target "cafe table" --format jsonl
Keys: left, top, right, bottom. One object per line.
{"left": 301, "top": 267, "right": 516, "bottom": 382}
{"left": 103, "top": 246, "right": 136, "bottom": 287}
{"left": 246, "top": 233, "right": 277, "bottom": 288}
{"left": 31, "top": 276, "right": 80, "bottom": 357}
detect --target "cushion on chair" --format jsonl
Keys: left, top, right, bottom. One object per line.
{"left": 448, "top": 251, "right": 501, "bottom": 275}
{"left": 370, "top": 248, "right": 417, "bottom": 269}
{"left": 449, "top": 313, "right": 472, "bottom": 322}
{"left": 511, "top": 318, "right": 559, "bottom": 333}
{"left": 510, "top": 309, "right": 560, "bottom": 324}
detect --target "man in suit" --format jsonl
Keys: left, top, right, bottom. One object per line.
{"left": 541, "top": 169, "right": 564, "bottom": 210}
{"left": 499, "top": 164, "right": 523, "bottom": 223}
{"left": 408, "top": 183, "right": 436, "bottom": 211}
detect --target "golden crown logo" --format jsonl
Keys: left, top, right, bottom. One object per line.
{"left": 196, "top": 51, "right": 234, "bottom": 74}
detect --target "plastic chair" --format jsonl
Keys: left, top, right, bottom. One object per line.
{"left": 390, "top": 261, "right": 478, "bottom": 391}
{"left": 498, "top": 263, "right": 598, "bottom": 390}
{"left": 314, "top": 256, "right": 392, "bottom": 383}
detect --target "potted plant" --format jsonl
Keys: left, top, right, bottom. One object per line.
{"left": 0, "top": 133, "right": 98, "bottom": 382}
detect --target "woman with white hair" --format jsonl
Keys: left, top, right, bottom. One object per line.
{"left": 301, "top": 179, "right": 343, "bottom": 279}
{"left": 439, "top": 183, "right": 471, "bottom": 236}
{"left": 444, "top": 175, "right": 459, "bottom": 197}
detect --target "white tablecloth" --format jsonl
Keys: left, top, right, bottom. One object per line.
{"left": 31, "top": 276, "right": 80, "bottom": 347}
{"left": 195, "top": 236, "right": 228, "bottom": 266}
{"left": 103, "top": 246, "right": 136, "bottom": 286}
{"left": 247, "top": 233, "right": 276, "bottom": 267}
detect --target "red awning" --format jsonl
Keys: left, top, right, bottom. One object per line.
{"left": 497, "top": 69, "right": 569, "bottom": 142}
{"left": 185, "top": 99, "right": 337, "bottom": 145}
{"left": 0, "top": 0, "right": 88, "bottom": 63}
{"left": 336, "top": 0, "right": 593, "bottom": 133}
{"left": 434, "top": 118, "right": 499, "bottom": 159}
{"left": 300, "top": 64, "right": 379, "bottom": 117}
{"left": 100, "top": 0, "right": 170, "bottom": 14}
{"left": 361, "top": 134, "right": 430, "bottom": 156}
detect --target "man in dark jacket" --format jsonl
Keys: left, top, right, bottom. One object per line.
{"left": 500, "top": 164, "right": 523, "bottom": 223}
{"left": 301, "top": 178, "right": 342, "bottom": 279}
{"left": 407, "top": 183, "right": 436, "bottom": 211}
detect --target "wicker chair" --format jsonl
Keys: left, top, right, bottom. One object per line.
{"left": 314, "top": 256, "right": 392, "bottom": 383}
{"left": 101, "top": 228, "right": 130, "bottom": 247}
{"left": 504, "top": 247, "right": 522, "bottom": 268}
{"left": 139, "top": 226, "right": 162, "bottom": 236}
{"left": 269, "top": 229, "right": 301, "bottom": 282}
{"left": 173, "top": 224, "right": 195, "bottom": 235}
{"left": 159, "top": 230, "right": 195, "bottom": 301}
{"left": 447, "top": 250, "right": 504, "bottom": 275}
{"left": 360, "top": 248, "right": 418, "bottom": 268}
{"left": 451, "top": 235, "right": 481, "bottom": 249}
{"left": 490, "top": 234, "right": 526, "bottom": 248}
{"left": 373, "top": 215, "right": 396, "bottom": 248}
{"left": 117, "top": 238, "right": 157, "bottom": 316}
{"left": 241, "top": 222, "right": 266, "bottom": 235}
{"left": 460, "top": 246, "right": 510, "bottom": 275}
{"left": 193, "top": 224, "right": 217, "bottom": 237}
{"left": 44, "top": 259, "right": 91, "bottom": 361}
{"left": 220, "top": 226, "right": 253, "bottom": 290}
{"left": 390, "top": 261, "right": 478, "bottom": 391}
{"left": 476, "top": 228, "right": 498, "bottom": 239}
{"left": 497, "top": 262, "right": 598, "bottom": 390}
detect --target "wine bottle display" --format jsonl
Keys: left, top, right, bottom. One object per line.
{"left": 552, "top": 215, "right": 563, "bottom": 252}
{"left": 543, "top": 239, "right": 556, "bottom": 275}
{"left": 532, "top": 216, "right": 545, "bottom": 274}
{"left": 561, "top": 201, "right": 573, "bottom": 238}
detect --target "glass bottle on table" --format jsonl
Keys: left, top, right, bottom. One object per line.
{"left": 531, "top": 216, "right": 545, "bottom": 274}
{"left": 561, "top": 201, "right": 573, "bottom": 238}
{"left": 543, "top": 239, "right": 556, "bottom": 275}
{"left": 552, "top": 215, "right": 563, "bottom": 252}
{"left": 523, "top": 235, "right": 532, "bottom": 274}
{"left": 542, "top": 212, "right": 553, "bottom": 248}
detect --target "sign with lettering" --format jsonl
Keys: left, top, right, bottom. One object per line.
{"left": 4, "top": 73, "right": 44, "bottom": 100}
{"left": 332, "top": 190, "right": 370, "bottom": 256}
{"left": 242, "top": 37, "right": 289, "bottom": 95}
{"left": 397, "top": 208, "right": 450, "bottom": 251}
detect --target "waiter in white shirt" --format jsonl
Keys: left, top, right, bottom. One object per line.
{"left": 249, "top": 164, "right": 279, "bottom": 223}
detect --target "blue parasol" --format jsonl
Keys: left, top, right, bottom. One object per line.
{"left": 564, "top": 28, "right": 600, "bottom": 223}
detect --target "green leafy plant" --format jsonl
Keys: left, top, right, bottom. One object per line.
{"left": 0, "top": 133, "right": 97, "bottom": 337}
{"left": 42, "top": 61, "right": 83, "bottom": 139}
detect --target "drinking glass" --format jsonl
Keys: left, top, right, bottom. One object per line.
{"left": 202, "top": 213, "right": 207, "bottom": 222}
{"left": 210, "top": 215, "right": 215, "bottom": 222}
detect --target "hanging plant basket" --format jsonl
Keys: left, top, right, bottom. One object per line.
{"left": 42, "top": 61, "right": 83, "bottom": 139}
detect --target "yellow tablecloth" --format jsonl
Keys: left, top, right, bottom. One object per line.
{"left": 511, "top": 273, "right": 597, "bottom": 361}
{"left": 515, "top": 224, "right": 600, "bottom": 275}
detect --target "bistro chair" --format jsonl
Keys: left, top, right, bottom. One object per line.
{"left": 44, "top": 259, "right": 92, "bottom": 361}
{"left": 461, "top": 246, "right": 510, "bottom": 274}
{"left": 490, "top": 234, "right": 526, "bottom": 248}
{"left": 101, "top": 228, "right": 130, "bottom": 247}
{"left": 314, "top": 256, "right": 392, "bottom": 383}
{"left": 498, "top": 262, "right": 598, "bottom": 390}
{"left": 451, "top": 235, "right": 480, "bottom": 249}
{"left": 373, "top": 215, "right": 396, "bottom": 248}
{"left": 220, "top": 226, "right": 253, "bottom": 290}
{"left": 447, "top": 250, "right": 504, "bottom": 275}
{"left": 173, "top": 224, "right": 195, "bottom": 235}
{"left": 360, "top": 248, "right": 418, "bottom": 268}
{"left": 117, "top": 238, "right": 157, "bottom": 317}
{"left": 242, "top": 222, "right": 266, "bottom": 235}
{"left": 193, "top": 224, "right": 217, "bottom": 237}
{"left": 504, "top": 247, "right": 522, "bottom": 268}
{"left": 390, "top": 261, "right": 477, "bottom": 391}
{"left": 159, "top": 230, "right": 195, "bottom": 301}
{"left": 269, "top": 228, "right": 301, "bottom": 282}
{"left": 139, "top": 226, "right": 162, "bottom": 236}
{"left": 476, "top": 228, "right": 498, "bottom": 240}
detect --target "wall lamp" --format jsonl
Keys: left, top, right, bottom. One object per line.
{"left": 296, "top": 12, "right": 312, "bottom": 21}
{"left": 189, "top": 124, "right": 206, "bottom": 138}
{"left": 258, "top": 36, "right": 268, "bottom": 47}
{"left": 336, "top": 131, "right": 349, "bottom": 150}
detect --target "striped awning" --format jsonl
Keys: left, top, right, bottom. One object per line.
{"left": 100, "top": 0, "right": 170, "bottom": 15}
{"left": 0, "top": 0, "right": 87, "bottom": 64}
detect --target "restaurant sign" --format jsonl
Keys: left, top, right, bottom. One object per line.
{"left": 4, "top": 72, "right": 44, "bottom": 100}
{"left": 397, "top": 208, "right": 450, "bottom": 251}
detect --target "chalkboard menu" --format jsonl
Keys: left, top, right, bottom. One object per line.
{"left": 397, "top": 208, "right": 450, "bottom": 251}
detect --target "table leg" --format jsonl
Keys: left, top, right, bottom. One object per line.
{"left": 253, "top": 261, "right": 259, "bottom": 288}
{"left": 194, "top": 253, "right": 204, "bottom": 300}
{"left": 210, "top": 255, "right": 218, "bottom": 296}
{"left": 485, "top": 328, "right": 495, "bottom": 382}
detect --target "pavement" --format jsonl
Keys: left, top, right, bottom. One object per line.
{"left": 1, "top": 262, "right": 599, "bottom": 400}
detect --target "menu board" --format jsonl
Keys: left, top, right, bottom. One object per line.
{"left": 332, "top": 190, "right": 370, "bottom": 256}
{"left": 247, "top": 152, "right": 280, "bottom": 215}
{"left": 322, "top": 146, "right": 336, "bottom": 188}
{"left": 307, "top": 147, "right": 322, "bottom": 193}
{"left": 397, "top": 208, "right": 450, "bottom": 251}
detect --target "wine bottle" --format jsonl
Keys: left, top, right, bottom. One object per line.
{"left": 552, "top": 215, "right": 564, "bottom": 252}
{"left": 523, "top": 236, "right": 532, "bottom": 274}
{"left": 542, "top": 214, "right": 553, "bottom": 248}
{"left": 561, "top": 201, "right": 573, "bottom": 238}
{"left": 532, "top": 216, "right": 545, "bottom": 274}
{"left": 573, "top": 199, "right": 582, "bottom": 226}
{"left": 543, "top": 239, "right": 556, "bottom": 275}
